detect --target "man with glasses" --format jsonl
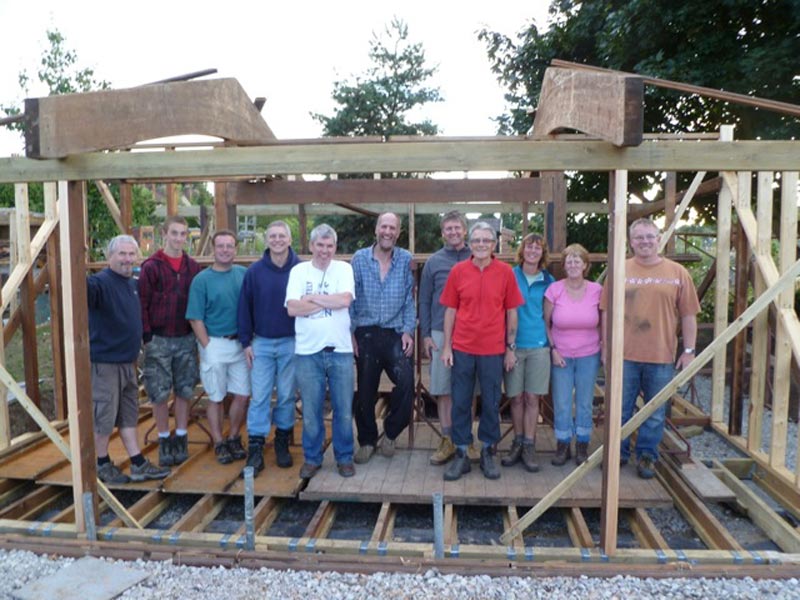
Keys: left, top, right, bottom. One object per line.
{"left": 600, "top": 218, "right": 700, "bottom": 479}
{"left": 439, "top": 222, "right": 523, "bottom": 481}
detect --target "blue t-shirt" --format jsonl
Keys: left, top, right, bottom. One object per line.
{"left": 87, "top": 268, "right": 142, "bottom": 363}
{"left": 514, "top": 265, "right": 554, "bottom": 349}
{"left": 186, "top": 266, "right": 246, "bottom": 337}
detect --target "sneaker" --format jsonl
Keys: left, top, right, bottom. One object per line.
{"left": 521, "top": 443, "right": 540, "bottom": 473}
{"left": 501, "top": 439, "right": 523, "bottom": 467}
{"left": 380, "top": 437, "right": 396, "bottom": 458}
{"left": 299, "top": 462, "right": 321, "bottom": 479}
{"left": 172, "top": 434, "right": 189, "bottom": 465}
{"left": 97, "top": 461, "right": 130, "bottom": 484}
{"left": 354, "top": 444, "right": 375, "bottom": 464}
{"left": 479, "top": 447, "right": 501, "bottom": 480}
{"left": 226, "top": 435, "right": 247, "bottom": 461}
{"left": 337, "top": 462, "right": 356, "bottom": 478}
{"left": 158, "top": 437, "right": 175, "bottom": 467}
{"left": 467, "top": 442, "right": 481, "bottom": 464}
{"left": 215, "top": 441, "right": 233, "bottom": 465}
{"left": 129, "top": 459, "right": 170, "bottom": 482}
{"left": 637, "top": 455, "right": 656, "bottom": 479}
{"left": 274, "top": 428, "right": 293, "bottom": 469}
{"left": 430, "top": 436, "right": 456, "bottom": 466}
{"left": 443, "top": 449, "right": 471, "bottom": 481}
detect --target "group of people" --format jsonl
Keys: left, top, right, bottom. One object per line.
{"left": 87, "top": 211, "right": 699, "bottom": 485}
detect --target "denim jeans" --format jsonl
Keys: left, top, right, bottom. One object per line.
{"left": 354, "top": 327, "right": 414, "bottom": 445}
{"left": 621, "top": 360, "right": 674, "bottom": 461}
{"left": 551, "top": 352, "right": 601, "bottom": 444}
{"left": 247, "top": 336, "right": 296, "bottom": 438}
{"left": 451, "top": 349, "right": 503, "bottom": 448}
{"left": 295, "top": 350, "right": 355, "bottom": 466}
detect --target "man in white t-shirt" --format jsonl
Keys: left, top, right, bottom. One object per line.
{"left": 286, "top": 224, "right": 356, "bottom": 479}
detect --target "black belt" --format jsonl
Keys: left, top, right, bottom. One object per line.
{"left": 322, "top": 346, "right": 336, "bottom": 352}
{"left": 222, "top": 334, "right": 238, "bottom": 340}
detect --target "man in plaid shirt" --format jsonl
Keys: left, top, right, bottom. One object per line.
{"left": 350, "top": 212, "right": 416, "bottom": 464}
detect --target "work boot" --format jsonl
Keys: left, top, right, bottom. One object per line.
{"left": 479, "top": 446, "right": 501, "bottom": 480}
{"left": 637, "top": 455, "right": 656, "bottom": 479}
{"left": 443, "top": 448, "right": 471, "bottom": 481}
{"left": 274, "top": 428, "right": 293, "bottom": 469}
{"left": 158, "top": 436, "right": 175, "bottom": 467}
{"left": 380, "top": 437, "right": 396, "bottom": 458}
{"left": 467, "top": 442, "right": 481, "bottom": 464}
{"left": 354, "top": 444, "right": 375, "bottom": 464}
{"left": 172, "top": 434, "right": 189, "bottom": 465}
{"left": 575, "top": 441, "right": 589, "bottom": 466}
{"left": 129, "top": 459, "right": 170, "bottom": 482}
{"left": 215, "top": 441, "right": 233, "bottom": 465}
{"left": 226, "top": 435, "right": 247, "bottom": 461}
{"left": 241, "top": 435, "right": 265, "bottom": 478}
{"left": 430, "top": 436, "right": 456, "bottom": 465}
{"left": 521, "top": 443, "right": 539, "bottom": 473}
{"left": 97, "top": 461, "right": 130, "bottom": 484}
{"left": 551, "top": 440, "right": 572, "bottom": 466}
{"left": 501, "top": 438, "right": 523, "bottom": 467}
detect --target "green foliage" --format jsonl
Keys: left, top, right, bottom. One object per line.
{"left": 479, "top": 1, "right": 800, "bottom": 224}
{"left": 87, "top": 184, "right": 155, "bottom": 260}
{"left": 312, "top": 19, "right": 445, "bottom": 252}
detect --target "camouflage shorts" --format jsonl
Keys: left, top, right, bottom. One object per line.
{"left": 142, "top": 333, "right": 199, "bottom": 404}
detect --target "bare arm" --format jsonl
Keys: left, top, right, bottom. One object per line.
{"left": 286, "top": 298, "right": 324, "bottom": 317}
{"left": 676, "top": 314, "right": 698, "bottom": 369}
{"left": 304, "top": 292, "right": 353, "bottom": 310}
{"left": 504, "top": 307, "right": 518, "bottom": 372}
{"left": 189, "top": 319, "right": 210, "bottom": 349}
{"left": 544, "top": 298, "right": 565, "bottom": 368}
{"left": 440, "top": 307, "right": 456, "bottom": 367}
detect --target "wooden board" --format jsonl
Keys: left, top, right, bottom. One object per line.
{"left": 679, "top": 462, "right": 736, "bottom": 502}
{"left": 533, "top": 67, "right": 643, "bottom": 147}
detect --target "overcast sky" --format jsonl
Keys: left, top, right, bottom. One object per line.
{"left": 0, "top": 1, "right": 551, "bottom": 157}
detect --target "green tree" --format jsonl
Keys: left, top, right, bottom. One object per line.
{"left": 311, "top": 18, "right": 444, "bottom": 253}
{"left": 479, "top": 0, "right": 800, "bottom": 236}
{"left": 2, "top": 29, "right": 155, "bottom": 258}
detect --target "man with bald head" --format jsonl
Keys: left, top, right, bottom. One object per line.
{"left": 350, "top": 212, "right": 416, "bottom": 463}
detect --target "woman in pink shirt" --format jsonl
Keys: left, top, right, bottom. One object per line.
{"left": 544, "top": 244, "right": 602, "bottom": 466}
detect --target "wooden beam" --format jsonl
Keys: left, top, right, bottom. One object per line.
{"left": 107, "top": 490, "right": 170, "bottom": 528}
{"left": 542, "top": 171, "right": 567, "bottom": 252}
{"left": 303, "top": 501, "right": 337, "bottom": 539}
{"left": 170, "top": 494, "right": 222, "bottom": 533}
{"left": 500, "top": 256, "right": 800, "bottom": 544}
{"left": 748, "top": 172, "right": 773, "bottom": 452}
{"left": 227, "top": 177, "right": 542, "bottom": 205}
{"left": 61, "top": 181, "right": 95, "bottom": 531}
{"left": 0, "top": 319, "right": 7, "bottom": 449}
{"left": 532, "top": 67, "right": 643, "bottom": 146}
{"left": 657, "top": 171, "right": 708, "bottom": 252}
{"left": 3, "top": 267, "right": 48, "bottom": 346}
{"left": 625, "top": 508, "right": 669, "bottom": 551}
{"left": 663, "top": 172, "right": 677, "bottom": 254}
{"left": 166, "top": 182, "right": 179, "bottom": 217}
{"left": 371, "top": 502, "right": 396, "bottom": 543}
{"left": 19, "top": 269, "right": 40, "bottom": 409}
{"left": 3, "top": 140, "right": 800, "bottom": 183}
{"left": 600, "top": 170, "right": 627, "bottom": 554}
{"left": 713, "top": 461, "right": 800, "bottom": 553}
{"left": 731, "top": 181, "right": 752, "bottom": 436}
{"left": 118, "top": 182, "right": 132, "bottom": 234}
{"left": 24, "top": 78, "right": 276, "bottom": 158}
{"left": 94, "top": 181, "right": 125, "bottom": 233}
{"left": 564, "top": 507, "right": 594, "bottom": 548}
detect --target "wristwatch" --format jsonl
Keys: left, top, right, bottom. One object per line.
{"left": 506, "top": 342, "right": 517, "bottom": 351}
{"left": 683, "top": 348, "right": 695, "bottom": 354}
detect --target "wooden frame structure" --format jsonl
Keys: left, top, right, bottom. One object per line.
{"left": 0, "top": 69, "right": 799, "bottom": 571}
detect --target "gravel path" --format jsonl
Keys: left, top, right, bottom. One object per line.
{"left": 0, "top": 549, "right": 797, "bottom": 600}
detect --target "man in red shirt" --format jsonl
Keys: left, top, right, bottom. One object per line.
{"left": 440, "top": 222, "right": 523, "bottom": 481}
{"left": 139, "top": 216, "right": 202, "bottom": 467}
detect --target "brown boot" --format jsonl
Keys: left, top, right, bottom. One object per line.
{"left": 521, "top": 443, "right": 540, "bottom": 473}
{"left": 551, "top": 440, "right": 571, "bottom": 466}
{"left": 575, "top": 441, "right": 589, "bottom": 465}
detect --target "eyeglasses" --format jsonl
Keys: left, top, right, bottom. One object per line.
{"left": 470, "top": 238, "right": 495, "bottom": 245}
{"left": 631, "top": 234, "right": 658, "bottom": 241}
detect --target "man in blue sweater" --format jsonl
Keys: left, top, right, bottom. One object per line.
{"left": 237, "top": 221, "right": 300, "bottom": 476}
{"left": 88, "top": 235, "right": 170, "bottom": 484}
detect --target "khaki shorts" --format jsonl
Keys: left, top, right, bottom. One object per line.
{"left": 198, "top": 337, "right": 251, "bottom": 403}
{"left": 92, "top": 362, "right": 140, "bottom": 435}
{"left": 504, "top": 347, "right": 550, "bottom": 397}
{"left": 429, "top": 330, "right": 479, "bottom": 397}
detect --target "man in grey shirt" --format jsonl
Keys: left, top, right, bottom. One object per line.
{"left": 418, "top": 210, "right": 478, "bottom": 465}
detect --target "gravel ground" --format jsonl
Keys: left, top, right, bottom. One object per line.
{"left": 0, "top": 549, "right": 798, "bottom": 600}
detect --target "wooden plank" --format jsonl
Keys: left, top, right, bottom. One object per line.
{"left": 166, "top": 182, "right": 179, "bottom": 217}
{"left": 752, "top": 466, "right": 800, "bottom": 522}
{"left": 532, "top": 67, "right": 643, "bottom": 146}
{"left": 678, "top": 462, "right": 736, "bottom": 502}
{"left": 24, "top": 78, "right": 276, "bottom": 158}
{"left": 0, "top": 485, "right": 65, "bottom": 520}
{"left": 542, "top": 171, "right": 567, "bottom": 252}
{"left": 503, "top": 506, "right": 523, "bottom": 549}
{"left": 657, "top": 460, "right": 741, "bottom": 551}
{"left": 444, "top": 503, "right": 456, "bottom": 546}
{"left": 228, "top": 178, "right": 541, "bottom": 206}
{"left": 3, "top": 140, "right": 800, "bottom": 183}
{"left": 663, "top": 172, "right": 676, "bottom": 254}
{"left": 303, "top": 500, "right": 337, "bottom": 539}
{"left": 0, "top": 304, "right": 8, "bottom": 450}
{"left": 107, "top": 490, "right": 170, "bottom": 528}
{"left": 19, "top": 269, "right": 40, "bottom": 409}
{"left": 370, "top": 502, "right": 396, "bottom": 543}
{"left": 748, "top": 172, "right": 773, "bottom": 452}
{"left": 118, "top": 182, "right": 132, "bottom": 233}
{"left": 170, "top": 494, "right": 220, "bottom": 533}
{"left": 94, "top": 181, "right": 125, "bottom": 233}
{"left": 564, "top": 507, "right": 594, "bottom": 548}
{"left": 713, "top": 461, "right": 800, "bottom": 553}
{"left": 3, "top": 266, "right": 48, "bottom": 346}
{"left": 625, "top": 508, "right": 669, "bottom": 551}
{"left": 500, "top": 257, "right": 800, "bottom": 544}
{"left": 600, "top": 170, "right": 627, "bottom": 554}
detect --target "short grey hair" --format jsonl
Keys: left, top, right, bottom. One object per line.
{"left": 468, "top": 221, "right": 497, "bottom": 242}
{"left": 266, "top": 220, "right": 292, "bottom": 239}
{"left": 310, "top": 223, "right": 337, "bottom": 245}
{"left": 106, "top": 234, "right": 139, "bottom": 259}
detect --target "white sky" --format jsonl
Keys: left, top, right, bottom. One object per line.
{"left": 0, "top": 0, "right": 551, "bottom": 157}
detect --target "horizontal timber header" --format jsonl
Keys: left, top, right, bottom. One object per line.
{"left": 0, "top": 139, "right": 798, "bottom": 183}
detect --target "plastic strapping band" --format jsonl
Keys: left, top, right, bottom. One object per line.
{"left": 169, "top": 532, "right": 181, "bottom": 545}
{"left": 288, "top": 538, "right": 299, "bottom": 552}
{"left": 599, "top": 550, "right": 609, "bottom": 563}
{"left": 655, "top": 549, "right": 667, "bottom": 564}
{"left": 41, "top": 523, "right": 54, "bottom": 537}
{"left": 749, "top": 551, "right": 764, "bottom": 565}
{"left": 506, "top": 546, "right": 516, "bottom": 560}
{"left": 236, "top": 535, "right": 246, "bottom": 549}
{"left": 306, "top": 539, "right": 317, "bottom": 553}
{"left": 377, "top": 541, "right": 387, "bottom": 556}
{"left": 219, "top": 534, "right": 231, "bottom": 549}
{"left": 449, "top": 544, "right": 459, "bottom": 558}
{"left": 104, "top": 528, "right": 117, "bottom": 541}
{"left": 525, "top": 547, "right": 534, "bottom": 561}
{"left": 731, "top": 551, "right": 743, "bottom": 565}
{"left": 27, "top": 522, "right": 40, "bottom": 535}
{"left": 359, "top": 541, "right": 369, "bottom": 555}
{"left": 676, "top": 550, "right": 688, "bottom": 562}
{"left": 151, "top": 531, "right": 163, "bottom": 543}
{"left": 580, "top": 548, "right": 591, "bottom": 561}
